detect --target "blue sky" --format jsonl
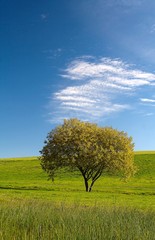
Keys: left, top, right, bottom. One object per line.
{"left": 1, "top": 0, "right": 155, "bottom": 157}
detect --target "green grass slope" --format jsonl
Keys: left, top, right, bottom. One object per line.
{"left": 0, "top": 152, "right": 155, "bottom": 209}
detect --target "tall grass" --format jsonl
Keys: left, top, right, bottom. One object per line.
{"left": 0, "top": 200, "right": 155, "bottom": 240}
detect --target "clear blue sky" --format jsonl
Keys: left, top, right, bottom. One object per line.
{"left": 1, "top": 0, "right": 155, "bottom": 157}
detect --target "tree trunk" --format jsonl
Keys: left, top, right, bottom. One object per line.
{"left": 78, "top": 166, "right": 89, "bottom": 192}
{"left": 78, "top": 166, "right": 101, "bottom": 192}
{"left": 84, "top": 177, "right": 89, "bottom": 192}
{"left": 88, "top": 172, "right": 102, "bottom": 192}
{"left": 88, "top": 180, "right": 95, "bottom": 192}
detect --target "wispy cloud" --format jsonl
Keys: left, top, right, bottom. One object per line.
{"left": 44, "top": 48, "right": 63, "bottom": 59}
{"left": 150, "top": 24, "right": 155, "bottom": 33}
{"left": 144, "top": 113, "right": 154, "bottom": 116}
{"left": 41, "top": 14, "right": 48, "bottom": 20}
{"left": 140, "top": 98, "right": 155, "bottom": 109}
{"left": 140, "top": 98, "right": 155, "bottom": 103}
{"left": 49, "top": 57, "right": 155, "bottom": 123}
{"left": 106, "top": 0, "right": 145, "bottom": 7}
{"left": 62, "top": 58, "right": 155, "bottom": 85}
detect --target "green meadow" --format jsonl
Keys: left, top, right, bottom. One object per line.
{"left": 0, "top": 152, "right": 155, "bottom": 208}
{"left": 0, "top": 152, "right": 155, "bottom": 239}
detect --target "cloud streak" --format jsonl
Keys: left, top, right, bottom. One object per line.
{"left": 102, "top": 0, "right": 145, "bottom": 7}
{"left": 50, "top": 57, "right": 155, "bottom": 122}
{"left": 62, "top": 58, "right": 155, "bottom": 85}
{"left": 140, "top": 98, "right": 155, "bottom": 103}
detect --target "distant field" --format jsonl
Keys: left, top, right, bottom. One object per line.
{"left": 134, "top": 150, "right": 155, "bottom": 154}
{"left": 0, "top": 152, "right": 155, "bottom": 208}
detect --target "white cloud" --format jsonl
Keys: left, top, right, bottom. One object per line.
{"left": 150, "top": 24, "right": 155, "bottom": 33}
{"left": 50, "top": 57, "right": 155, "bottom": 122}
{"left": 62, "top": 58, "right": 155, "bottom": 87}
{"left": 62, "top": 101, "right": 94, "bottom": 107}
{"left": 140, "top": 98, "right": 155, "bottom": 103}
{"left": 56, "top": 96, "right": 96, "bottom": 103}
{"left": 144, "top": 113, "right": 154, "bottom": 116}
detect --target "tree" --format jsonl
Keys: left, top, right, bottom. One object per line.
{"left": 40, "top": 118, "right": 136, "bottom": 192}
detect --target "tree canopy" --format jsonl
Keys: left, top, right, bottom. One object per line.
{"left": 40, "top": 118, "right": 136, "bottom": 192}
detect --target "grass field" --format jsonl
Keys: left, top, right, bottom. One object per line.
{"left": 1, "top": 201, "right": 155, "bottom": 240}
{"left": 0, "top": 152, "right": 155, "bottom": 208}
{"left": 0, "top": 152, "right": 155, "bottom": 239}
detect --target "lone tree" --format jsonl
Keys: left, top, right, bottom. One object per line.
{"left": 40, "top": 118, "right": 136, "bottom": 192}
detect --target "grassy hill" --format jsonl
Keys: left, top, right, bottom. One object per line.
{"left": 0, "top": 152, "right": 155, "bottom": 209}
{"left": 1, "top": 152, "right": 155, "bottom": 239}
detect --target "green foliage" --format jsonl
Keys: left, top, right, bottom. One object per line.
{"left": 40, "top": 118, "right": 135, "bottom": 191}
